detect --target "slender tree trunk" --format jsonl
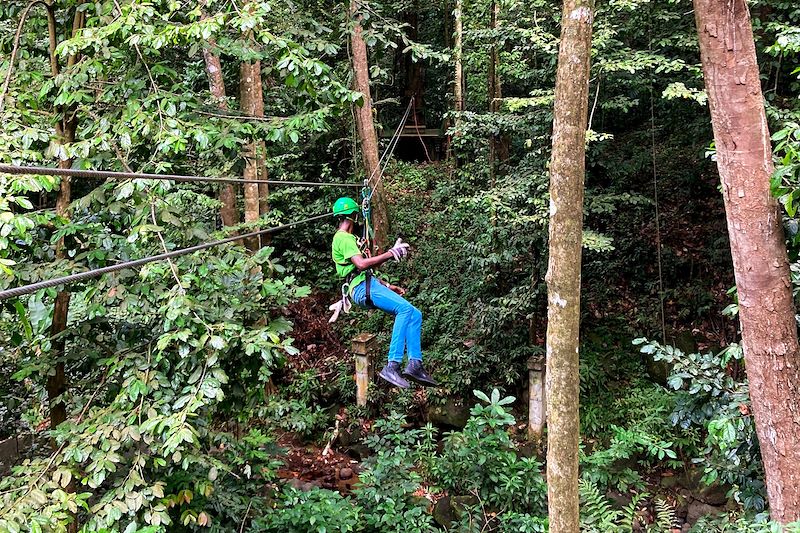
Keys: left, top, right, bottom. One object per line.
{"left": 350, "top": 0, "right": 387, "bottom": 250}
{"left": 453, "top": 0, "right": 463, "bottom": 117}
{"left": 545, "top": 0, "right": 594, "bottom": 531}
{"left": 488, "top": 0, "right": 497, "bottom": 182}
{"left": 239, "top": 59, "right": 265, "bottom": 251}
{"left": 201, "top": 12, "right": 239, "bottom": 229}
{"left": 49, "top": 8, "right": 84, "bottom": 532}
{"left": 694, "top": 0, "right": 800, "bottom": 522}
{"left": 443, "top": 0, "right": 452, "bottom": 51}
{"left": 48, "top": 5, "right": 85, "bottom": 440}
{"left": 488, "top": 0, "right": 509, "bottom": 168}
{"left": 449, "top": 0, "right": 463, "bottom": 163}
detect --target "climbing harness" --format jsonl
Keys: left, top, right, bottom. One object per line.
{"left": 328, "top": 99, "right": 415, "bottom": 322}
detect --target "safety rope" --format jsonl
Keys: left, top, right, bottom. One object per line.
{"left": 353, "top": 97, "right": 414, "bottom": 253}
{"left": 649, "top": 10, "right": 667, "bottom": 343}
{"left": 0, "top": 165, "right": 362, "bottom": 188}
{"left": 367, "top": 98, "right": 413, "bottom": 190}
{"left": 368, "top": 101, "right": 412, "bottom": 198}
{"left": 0, "top": 212, "right": 333, "bottom": 301}
{"left": 411, "top": 97, "right": 432, "bottom": 163}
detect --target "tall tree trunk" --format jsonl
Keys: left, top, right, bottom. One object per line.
{"left": 453, "top": 0, "right": 464, "bottom": 117}
{"left": 487, "top": 0, "right": 509, "bottom": 170}
{"left": 488, "top": 0, "right": 497, "bottom": 183}
{"left": 350, "top": 0, "right": 387, "bottom": 250}
{"left": 404, "top": 7, "right": 425, "bottom": 127}
{"left": 201, "top": 12, "right": 239, "bottom": 229}
{"left": 694, "top": 0, "right": 800, "bottom": 522}
{"left": 239, "top": 59, "right": 265, "bottom": 251}
{"left": 48, "top": 5, "right": 85, "bottom": 440}
{"left": 50, "top": 8, "right": 84, "bottom": 532}
{"left": 545, "top": 0, "right": 594, "bottom": 531}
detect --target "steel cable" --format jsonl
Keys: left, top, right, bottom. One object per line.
{"left": 0, "top": 164, "right": 361, "bottom": 188}
{"left": 0, "top": 212, "right": 333, "bottom": 300}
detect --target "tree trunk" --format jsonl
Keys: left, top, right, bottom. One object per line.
{"left": 545, "top": 0, "right": 594, "bottom": 532}
{"left": 239, "top": 59, "right": 265, "bottom": 251}
{"left": 50, "top": 8, "right": 84, "bottom": 532}
{"left": 201, "top": 12, "right": 239, "bottom": 229}
{"left": 404, "top": 8, "right": 425, "bottom": 127}
{"left": 488, "top": 0, "right": 499, "bottom": 181}
{"left": 453, "top": 0, "right": 464, "bottom": 117}
{"left": 48, "top": 4, "right": 85, "bottom": 441}
{"left": 350, "top": 0, "right": 388, "bottom": 250}
{"left": 488, "top": 0, "right": 509, "bottom": 169}
{"left": 694, "top": 0, "right": 800, "bottom": 522}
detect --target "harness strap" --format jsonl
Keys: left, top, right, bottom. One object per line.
{"left": 344, "top": 269, "right": 375, "bottom": 309}
{"left": 365, "top": 270, "right": 374, "bottom": 308}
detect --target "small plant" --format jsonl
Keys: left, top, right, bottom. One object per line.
{"left": 579, "top": 479, "right": 675, "bottom": 533}
{"left": 355, "top": 413, "right": 437, "bottom": 532}
{"left": 252, "top": 487, "right": 361, "bottom": 532}
{"left": 433, "top": 389, "right": 547, "bottom": 515}
{"left": 634, "top": 338, "right": 764, "bottom": 510}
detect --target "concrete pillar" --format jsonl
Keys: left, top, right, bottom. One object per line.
{"left": 527, "top": 355, "right": 546, "bottom": 441}
{"left": 352, "top": 333, "right": 377, "bottom": 406}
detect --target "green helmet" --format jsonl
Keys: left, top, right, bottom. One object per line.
{"left": 333, "top": 197, "right": 360, "bottom": 217}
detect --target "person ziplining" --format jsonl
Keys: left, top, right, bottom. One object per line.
{"left": 329, "top": 196, "right": 438, "bottom": 388}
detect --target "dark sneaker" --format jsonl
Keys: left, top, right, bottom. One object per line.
{"left": 403, "top": 359, "right": 439, "bottom": 387}
{"left": 379, "top": 361, "right": 410, "bottom": 388}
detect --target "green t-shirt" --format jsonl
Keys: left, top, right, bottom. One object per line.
{"left": 331, "top": 230, "right": 366, "bottom": 292}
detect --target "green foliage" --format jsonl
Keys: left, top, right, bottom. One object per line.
{"left": 579, "top": 479, "right": 675, "bottom": 533}
{"left": 580, "top": 382, "right": 687, "bottom": 492}
{"left": 433, "top": 390, "right": 546, "bottom": 515}
{"left": 252, "top": 487, "right": 362, "bottom": 533}
{"left": 255, "top": 395, "right": 329, "bottom": 439}
{"left": 635, "top": 338, "right": 765, "bottom": 510}
{"left": 691, "top": 512, "right": 800, "bottom": 533}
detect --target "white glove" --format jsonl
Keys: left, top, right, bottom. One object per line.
{"left": 388, "top": 238, "right": 411, "bottom": 262}
{"left": 328, "top": 284, "right": 352, "bottom": 323}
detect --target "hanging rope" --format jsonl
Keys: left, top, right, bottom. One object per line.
{"left": 411, "top": 97, "right": 432, "bottom": 163}
{"left": 352, "top": 97, "right": 414, "bottom": 253}
{"left": 0, "top": 164, "right": 362, "bottom": 188}
{"left": 649, "top": 11, "right": 667, "bottom": 344}
{"left": 367, "top": 98, "right": 413, "bottom": 190}
{"left": 0, "top": 212, "right": 333, "bottom": 301}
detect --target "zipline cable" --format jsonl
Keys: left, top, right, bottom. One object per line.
{"left": 0, "top": 212, "right": 333, "bottom": 301}
{"left": 0, "top": 165, "right": 362, "bottom": 188}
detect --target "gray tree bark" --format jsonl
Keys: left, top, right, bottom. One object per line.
{"left": 694, "top": 0, "right": 800, "bottom": 522}
{"left": 545, "top": 0, "right": 594, "bottom": 531}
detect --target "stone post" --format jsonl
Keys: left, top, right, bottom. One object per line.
{"left": 352, "top": 333, "right": 377, "bottom": 406}
{"left": 527, "top": 355, "right": 546, "bottom": 441}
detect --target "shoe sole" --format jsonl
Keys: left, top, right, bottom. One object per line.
{"left": 402, "top": 373, "right": 439, "bottom": 387}
{"left": 379, "top": 370, "right": 410, "bottom": 389}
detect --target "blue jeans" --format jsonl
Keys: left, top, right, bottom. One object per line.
{"left": 352, "top": 278, "right": 422, "bottom": 363}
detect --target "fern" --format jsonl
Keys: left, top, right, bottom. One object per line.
{"left": 620, "top": 491, "right": 648, "bottom": 533}
{"left": 653, "top": 498, "right": 677, "bottom": 532}
{"left": 579, "top": 480, "right": 676, "bottom": 533}
{"left": 579, "top": 479, "right": 621, "bottom": 532}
